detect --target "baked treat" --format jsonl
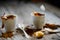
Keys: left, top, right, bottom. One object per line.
{"left": 32, "top": 31, "right": 44, "bottom": 38}
{"left": 44, "top": 23, "right": 57, "bottom": 29}
{"left": 2, "top": 31, "right": 13, "bottom": 38}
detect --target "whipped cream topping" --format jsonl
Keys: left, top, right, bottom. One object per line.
{"left": 1, "top": 15, "right": 16, "bottom": 20}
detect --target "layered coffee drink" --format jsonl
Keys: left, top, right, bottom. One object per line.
{"left": 32, "top": 12, "right": 45, "bottom": 29}
{"left": 1, "top": 14, "right": 16, "bottom": 32}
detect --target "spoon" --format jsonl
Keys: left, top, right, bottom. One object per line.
{"left": 17, "top": 24, "right": 32, "bottom": 38}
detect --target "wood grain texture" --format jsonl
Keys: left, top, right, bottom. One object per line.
{"left": 0, "top": 2, "right": 60, "bottom": 40}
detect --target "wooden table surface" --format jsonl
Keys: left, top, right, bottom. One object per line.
{"left": 0, "top": 2, "right": 60, "bottom": 40}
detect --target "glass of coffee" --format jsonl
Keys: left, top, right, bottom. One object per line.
{"left": 32, "top": 12, "right": 45, "bottom": 29}
{"left": 1, "top": 14, "right": 16, "bottom": 32}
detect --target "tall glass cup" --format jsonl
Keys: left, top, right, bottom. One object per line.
{"left": 32, "top": 12, "right": 45, "bottom": 29}
{"left": 1, "top": 15, "right": 16, "bottom": 32}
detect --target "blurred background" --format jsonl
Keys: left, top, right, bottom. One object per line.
{"left": 0, "top": 0, "right": 60, "bottom": 8}
{"left": 0, "top": 0, "right": 60, "bottom": 25}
